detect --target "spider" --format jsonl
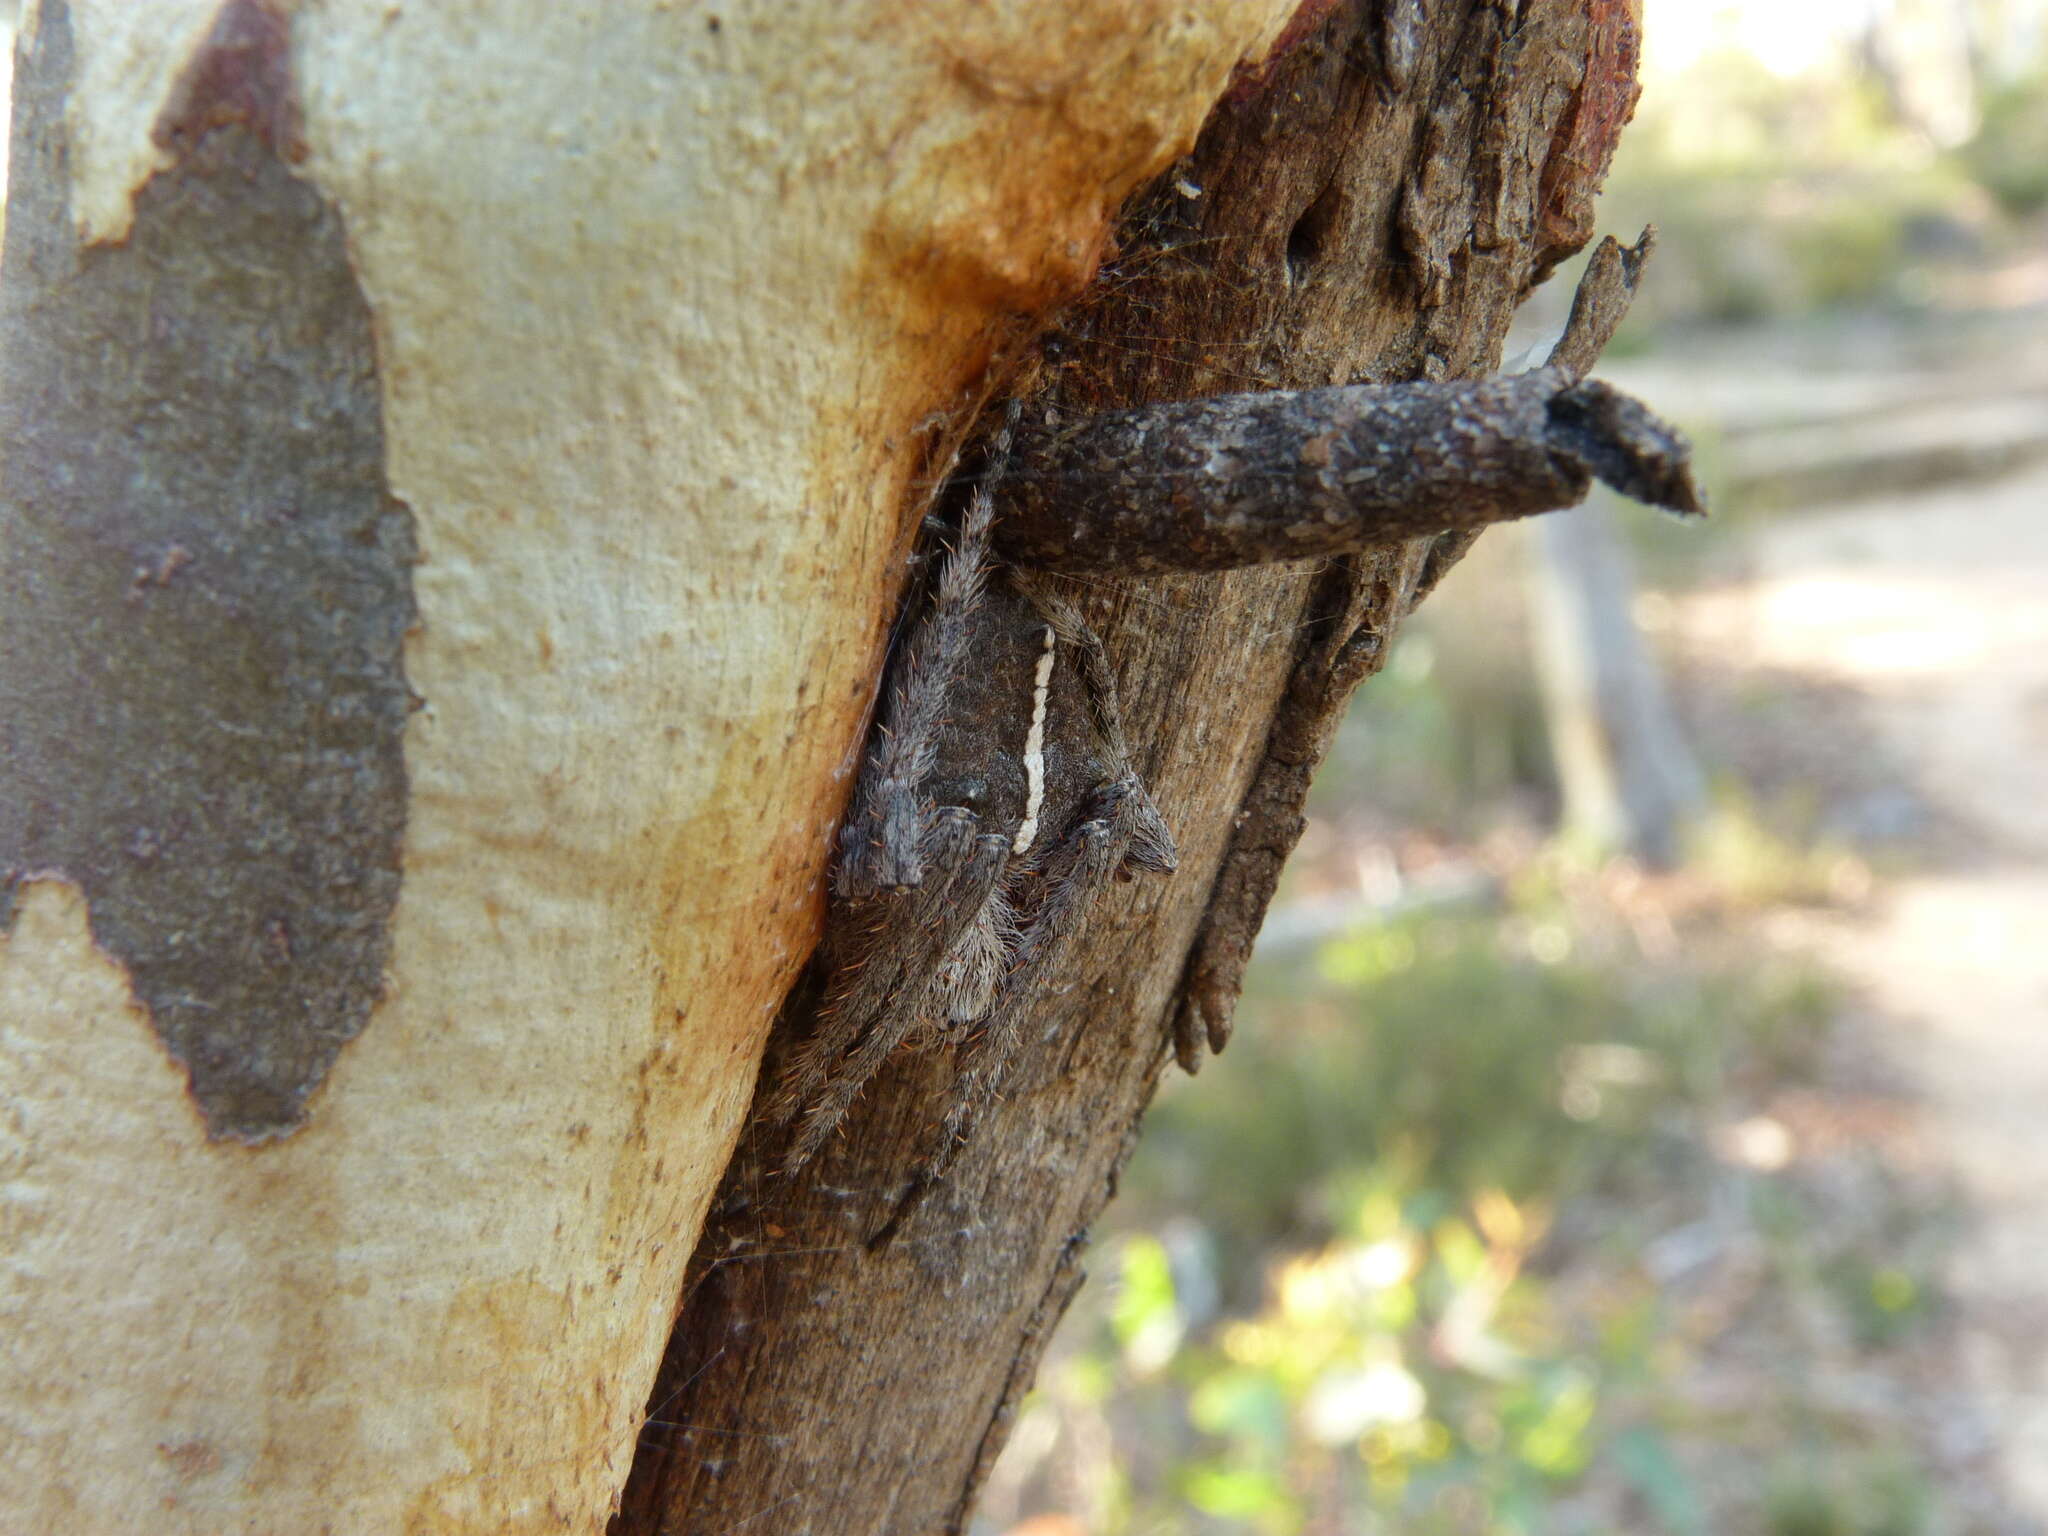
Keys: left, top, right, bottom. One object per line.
{"left": 767, "top": 411, "right": 1177, "bottom": 1177}
{"left": 766, "top": 231, "right": 1703, "bottom": 1184}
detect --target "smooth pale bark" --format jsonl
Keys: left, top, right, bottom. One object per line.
{"left": 0, "top": 2, "right": 1296, "bottom": 1530}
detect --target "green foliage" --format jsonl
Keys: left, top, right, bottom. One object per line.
{"left": 1684, "top": 786, "right": 1867, "bottom": 908}
{"left": 1765, "top": 1454, "right": 1932, "bottom": 1536}
{"left": 1962, "top": 71, "right": 2048, "bottom": 215}
{"left": 979, "top": 36, "right": 2006, "bottom": 1520}
{"left": 999, "top": 878, "right": 1922, "bottom": 1534}
{"left": 987, "top": 857, "right": 1950, "bottom": 1535}
{"left": 1310, "top": 616, "right": 1554, "bottom": 839}
{"left": 1823, "top": 1256, "right": 1935, "bottom": 1350}
{"left": 1130, "top": 882, "right": 1834, "bottom": 1254}
{"left": 1585, "top": 39, "right": 2038, "bottom": 326}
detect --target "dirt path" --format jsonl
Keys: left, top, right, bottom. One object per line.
{"left": 1682, "top": 458, "right": 2048, "bottom": 1526}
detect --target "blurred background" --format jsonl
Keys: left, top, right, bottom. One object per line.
{"left": 981, "top": 2, "right": 2048, "bottom": 1532}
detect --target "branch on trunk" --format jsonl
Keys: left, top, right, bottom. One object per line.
{"left": 997, "top": 369, "right": 1698, "bottom": 574}
{"left": 997, "top": 228, "right": 1696, "bottom": 576}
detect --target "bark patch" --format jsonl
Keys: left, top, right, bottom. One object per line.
{"left": 0, "top": 4, "right": 415, "bottom": 1140}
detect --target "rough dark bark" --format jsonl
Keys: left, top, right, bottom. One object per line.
{"left": 615, "top": 3, "right": 1645, "bottom": 1532}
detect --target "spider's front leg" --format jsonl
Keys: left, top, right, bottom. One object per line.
{"left": 770, "top": 410, "right": 1022, "bottom": 1172}
{"left": 772, "top": 809, "right": 1010, "bottom": 1173}
{"left": 913, "top": 592, "right": 1180, "bottom": 1186}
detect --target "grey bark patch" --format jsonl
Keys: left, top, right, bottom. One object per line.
{"left": 0, "top": 2, "right": 416, "bottom": 1140}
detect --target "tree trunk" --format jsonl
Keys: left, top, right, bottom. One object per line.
{"left": 616, "top": 4, "right": 1649, "bottom": 1533}
{"left": 0, "top": 2, "right": 1298, "bottom": 1529}
{"left": 1526, "top": 497, "right": 1705, "bottom": 866}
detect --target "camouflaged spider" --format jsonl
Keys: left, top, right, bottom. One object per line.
{"left": 768, "top": 233, "right": 1705, "bottom": 1184}
{"left": 767, "top": 412, "right": 1177, "bottom": 1177}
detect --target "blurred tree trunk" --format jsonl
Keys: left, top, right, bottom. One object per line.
{"left": 617, "top": 3, "right": 1654, "bottom": 1533}
{"left": 1526, "top": 497, "right": 1705, "bottom": 867}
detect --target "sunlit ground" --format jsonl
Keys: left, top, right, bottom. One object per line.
{"left": 1663, "top": 357, "right": 2048, "bottom": 1523}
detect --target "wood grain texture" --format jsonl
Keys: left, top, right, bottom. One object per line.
{"left": 616, "top": 2, "right": 1644, "bottom": 1533}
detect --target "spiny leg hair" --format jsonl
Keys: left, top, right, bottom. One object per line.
{"left": 836, "top": 411, "right": 1015, "bottom": 901}
{"left": 779, "top": 414, "right": 1180, "bottom": 1190}
{"left": 913, "top": 772, "right": 1161, "bottom": 1193}
{"left": 1020, "top": 584, "right": 1180, "bottom": 877}
{"left": 775, "top": 410, "right": 1020, "bottom": 1169}
{"left": 773, "top": 811, "right": 1010, "bottom": 1171}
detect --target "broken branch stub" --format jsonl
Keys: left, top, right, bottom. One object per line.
{"left": 1545, "top": 229, "right": 1655, "bottom": 382}
{"left": 994, "top": 367, "right": 1703, "bottom": 576}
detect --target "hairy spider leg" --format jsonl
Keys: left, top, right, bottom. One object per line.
{"left": 918, "top": 774, "right": 1154, "bottom": 1191}
{"left": 869, "top": 599, "right": 1181, "bottom": 1239}
{"left": 837, "top": 415, "right": 1016, "bottom": 900}
{"left": 929, "top": 876, "right": 1020, "bottom": 1029}
{"left": 780, "top": 409, "right": 1030, "bottom": 1172}
{"left": 776, "top": 812, "right": 1011, "bottom": 1172}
